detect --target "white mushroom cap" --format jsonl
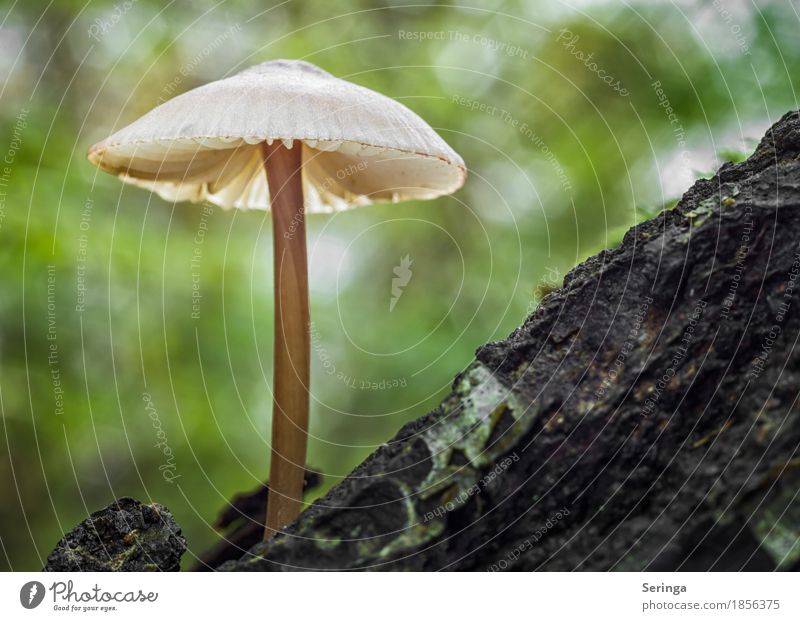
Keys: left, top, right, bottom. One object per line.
{"left": 88, "top": 60, "right": 466, "bottom": 212}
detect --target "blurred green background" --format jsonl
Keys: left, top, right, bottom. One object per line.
{"left": 0, "top": 0, "right": 797, "bottom": 570}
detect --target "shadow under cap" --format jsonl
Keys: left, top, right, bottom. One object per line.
{"left": 88, "top": 59, "right": 466, "bottom": 213}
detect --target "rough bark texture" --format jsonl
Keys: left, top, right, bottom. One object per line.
{"left": 44, "top": 497, "right": 186, "bottom": 571}
{"left": 222, "top": 110, "right": 800, "bottom": 571}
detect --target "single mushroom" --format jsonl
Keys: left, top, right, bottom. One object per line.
{"left": 87, "top": 59, "right": 466, "bottom": 538}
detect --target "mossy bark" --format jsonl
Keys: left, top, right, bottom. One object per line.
{"left": 220, "top": 110, "right": 800, "bottom": 571}
{"left": 44, "top": 498, "right": 185, "bottom": 572}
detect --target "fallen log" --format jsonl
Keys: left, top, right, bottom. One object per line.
{"left": 223, "top": 110, "right": 800, "bottom": 571}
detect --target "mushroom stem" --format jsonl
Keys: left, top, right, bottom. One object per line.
{"left": 262, "top": 141, "right": 310, "bottom": 539}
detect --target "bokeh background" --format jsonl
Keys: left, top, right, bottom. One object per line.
{"left": 1, "top": 0, "right": 798, "bottom": 570}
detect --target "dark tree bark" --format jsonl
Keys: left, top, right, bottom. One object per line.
{"left": 222, "top": 110, "right": 800, "bottom": 571}
{"left": 44, "top": 498, "right": 185, "bottom": 572}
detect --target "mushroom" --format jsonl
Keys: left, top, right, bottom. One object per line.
{"left": 87, "top": 59, "right": 466, "bottom": 538}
